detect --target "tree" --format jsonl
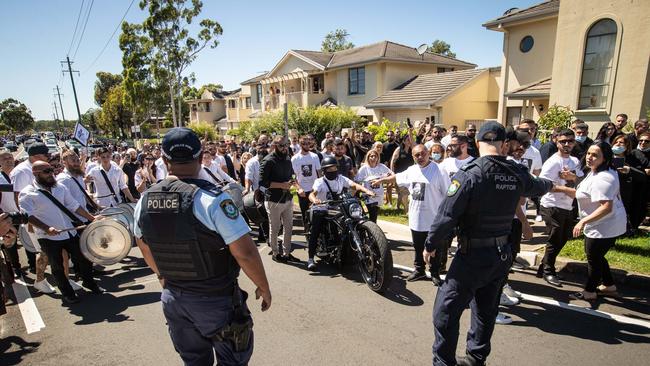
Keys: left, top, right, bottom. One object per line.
{"left": 126, "top": 0, "right": 224, "bottom": 127}
{"left": 427, "top": 40, "right": 456, "bottom": 58}
{"left": 81, "top": 108, "right": 101, "bottom": 131}
{"left": 99, "top": 84, "right": 132, "bottom": 138}
{"left": 94, "top": 72, "right": 123, "bottom": 106}
{"left": 321, "top": 29, "right": 354, "bottom": 52}
{"left": 197, "top": 83, "right": 223, "bottom": 96}
{"left": 0, "top": 98, "right": 35, "bottom": 131}
{"left": 537, "top": 104, "right": 574, "bottom": 141}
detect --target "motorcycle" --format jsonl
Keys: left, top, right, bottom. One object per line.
{"left": 306, "top": 191, "right": 393, "bottom": 293}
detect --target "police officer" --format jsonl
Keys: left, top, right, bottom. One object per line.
{"left": 423, "top": 122, "right": 554, "bottom": 366}
{"left": 134, "top": 128, "right": 271, "bottom": 366}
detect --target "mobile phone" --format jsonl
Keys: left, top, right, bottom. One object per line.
{"left": 612, "top": 157, "right": 625, "bottom": 169}
{"left": 406, "top": 118, "right": 412, "bottom": 128}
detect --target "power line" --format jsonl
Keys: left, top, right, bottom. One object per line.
{"left": 71, "top": 0, "right": 95, "bottom": 60}
{"left": 83, "top": 0, "right": 136, "bottom": 74}
{"left": 67, "top": 0, "right": 86, "bottom": 56}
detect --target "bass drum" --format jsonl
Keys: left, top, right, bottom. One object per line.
{"left": 243, "top": 191, "right": 266, "bottom": 225}
{"left": 117, "top": 202, "right": 136, "bottom": 232}
{"left": 80, "top": 219, "right": 132, "bottom": 265}
{"left": 100, "top": 207, "right": 131, "bottom": 234}
{"left": 18, "top": 225, "right": 41, "bottom": 253}
{"left": 223, "top": 182, "right": 244, "bottom": 211}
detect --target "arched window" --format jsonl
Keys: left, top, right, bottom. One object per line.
{"left": 578, "top": 19, "right": 617, "bottom": 110}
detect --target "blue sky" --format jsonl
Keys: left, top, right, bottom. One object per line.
{"left": 0, "top": 0, "right": 539, "bottom": 121}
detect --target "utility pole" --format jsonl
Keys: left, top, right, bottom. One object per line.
{"left": 54, "top": 85, "right": 66, "bottom": 133}
{"left": 61, "top": 57, "right": 82, "bottom": 124}
{"left": 52, "top": 101, "right": 60, "bottom": 131}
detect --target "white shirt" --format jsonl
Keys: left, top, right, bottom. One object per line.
{"left": 291, "top": 143, "right": 301, "bottom": 154}
{"left": 441, "top": 134, "right": 453, "bottom": 148}
{"left": 576, "top": 169, "right": 627, "bottom": 238}
{"left": 522, "top": 145, "right": 542, "bottom": 174}
{"left": 155, "top": 157, "right": 168, "bottom": 181}
{"left": 85, "top": 160, "right": 98, "bottom": 175}
{"left": 540, "top": 153, "right": 584, "bottom": 210}
{"left": 355, "top": 163, "right": 392, "bottom": 205}
{"left": 201, "top": 161, "right": 236, "bottom": 185}
{"left": 10, "top": 160, "right": 34, "bottom": 193}
{"left": 0, "top": 173, "right": 19, "bottom": 212}
{"left": 213, "top": 154, "right": 226, "bottom": 169}
{"left": 56, "top": 169, "right": 89, "bottom": 221}
{"left": 245, "top": 156, "right": 260, "bottom": 190}
{"left": 291, "top": 151, "right": 321, "bottom": 192}
{"left": 311, "top": 175, "right": 353, "bottom": 211}
{"left": 438, "top": 156, "right": 474, "bottom": 179}
{"left": 89, "top": 164, "right": 127, "bottom": 207}
{"left": 19, "top": 181, "right": 81, "bottom": 240}
{"left": 396, "top": 162, "right": 450, "bottom": 231}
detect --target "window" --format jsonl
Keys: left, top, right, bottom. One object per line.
{"left": 519, "top": 36, "right": 534, "bottom": 53}
{"left": 578, "top": 19, "right": 617, "bottom": 110}
{"left": 348, "top": 67, "right": 365, "bottom": 95}
{"left": 228, "top": 100, "right": 236, "bottom": 108}
{"left": 245, "top": 97, "right": 251, "bottom": 108}
{"left": 437, "top": 67, "right": 454, "bottom": 73}
{"left": 256, "top": 84, "right": 262, "bottom": 103}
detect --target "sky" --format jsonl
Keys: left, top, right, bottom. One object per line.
{"left": 0, "top": 0, "right": 540, "bottom": 121}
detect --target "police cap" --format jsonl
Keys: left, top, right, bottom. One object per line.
{"left": 161, "top": 127, "right": 202, "bottom": 163}
{"left": 477, "top": 122, "right": 506, "bottom": 142}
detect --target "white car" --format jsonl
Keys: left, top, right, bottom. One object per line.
{"left": 45, "top": 138, "right": 59, "bottom": 154}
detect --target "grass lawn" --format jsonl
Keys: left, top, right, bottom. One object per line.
{"left": 377, "top": 205, "right": 409, "bottom": 225}
{"left": 559, "top": 234, "right": 650, "bottom": 275}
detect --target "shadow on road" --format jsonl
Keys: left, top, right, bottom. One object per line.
{"left": 0, "top": 336, "right": 40, "bottom": 366}
{"left": 66, "top": 291, "right": 161, "bottom": 325}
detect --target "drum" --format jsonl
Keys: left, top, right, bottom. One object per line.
{"left": 243, "top": 191, "right": 267, "bottom": 225}
{"left": 79, "top": 219, "right": 132, "bottom": 265}
{"left": 99, "top": 207, "right": 131, "bottom": 234}
{"left": 223, "top": 182, "right": 244, "bottom": 211}
{"left": 117, "top": 203, "right": 136, "bottom": 232}
{"left": 18, "top": 225, "right": 41, "bottom": 253}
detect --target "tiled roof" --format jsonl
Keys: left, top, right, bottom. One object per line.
{"left": 505, "top": 77, "right": 551, "bottom": 99}
{"left": 483, "top": 0, "right": 559, "bottom": 28}
{"left": 241, "top": 73, "right": 268, "bottom": 85}
{"left": 211, "top": 89, "right": 240, "bottom": 99}
{"left": 366, "top": 68, "right": 486, "bottom": 109}
{"left": 291, "top": 50, "right": 333, "bottom": 68}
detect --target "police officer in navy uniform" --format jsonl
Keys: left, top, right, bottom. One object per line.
{"left": 423, "top": 122, "right": 554, "bottom": 366}
{"left": 134, "top": 128, "right": 272, "bottom": 366}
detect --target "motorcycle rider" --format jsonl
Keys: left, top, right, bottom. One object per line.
{"left": 307, "top": 157, "right": 375, "bottom": 270}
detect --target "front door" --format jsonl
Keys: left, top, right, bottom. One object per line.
{"left": 506, "top": 107, "right": 522, "bottom": 127}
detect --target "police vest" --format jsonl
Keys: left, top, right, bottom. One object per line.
{"left": 138, "top": 178, "right": 239, "bottom": 287}
{"left": 458, "top": 156, "right": 525, "bottom": 238}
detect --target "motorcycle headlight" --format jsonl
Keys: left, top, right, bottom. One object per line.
{"left": 348, "top": 202, "right": 363, "bottom": 219}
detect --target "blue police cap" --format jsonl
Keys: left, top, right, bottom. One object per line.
{"left": 477, "top": 122, "right": 506, "bottom": 142}
{"left": 161, "top": 127, "right": 202, "bottom": 163}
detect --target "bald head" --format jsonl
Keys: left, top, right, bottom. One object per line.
{"left": 32, "top": 161, "right": 57, "bottom": 188}
{"left": 32, "top": 161, "right": 52, "bottom": 174}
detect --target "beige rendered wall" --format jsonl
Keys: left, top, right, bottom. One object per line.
{"left": 270, "top": 55, "right": 318, "bottom": 76}
{"left": 332, "top": 63, "right": 379, "bottom": 115}
{"left": 550, "top": 0, "right": 650, "bottom": 128}
{"left": 380, "top": 109, "right": 435, "bottom": 125}
{"left": 438, "top": 72, "right": 498, "bottom": 127}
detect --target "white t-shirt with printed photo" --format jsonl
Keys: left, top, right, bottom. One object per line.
{"left": 540, "top": 153, "right": 584, "bottom": 210}
{"left": 576, "top": 169, "right": 627, "bottom": 238}
{"left": 291, "top": 151, "right": 321, "bottom": 192}
{"left": 395, "top": 162, "right": 450, "bottom": 231}
{"left": 355, "top": 163, "right": 392, "bottom": 205}
{"left": 522, "top": 145, "right": 542, "bottom": 174}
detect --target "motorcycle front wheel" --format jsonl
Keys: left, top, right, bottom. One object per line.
{"left": 356, "top": 221, "right": 393, "bottom": 293}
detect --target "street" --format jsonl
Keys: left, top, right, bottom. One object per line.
{"left": 2, "top": 214, "right": 650, "bottom": 366}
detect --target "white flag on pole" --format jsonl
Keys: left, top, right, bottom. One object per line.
{"left": 73, "top": 122, "right": 90, "bottom": 146}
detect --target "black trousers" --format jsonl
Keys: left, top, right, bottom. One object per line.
{"left": 308, "top": 211, "right": 327, "bottom": 258}
{"left": 584, "top": 237, "right": 616, "bottom": 292}
{"left": 540, "top": 206, "right": 574, "bottom": 275}
{"left": 411, "top": 230, "right": 430, "bottom": 272}
{"left": 38, "top": 236, "right": 96, "bottom": 297}
{"left": 366, "top": 203, "right": 379, "bottom": 223}
{"left": 297, "top": 192, "right": 312, "bottom": 232}
{"left": 509, "top": 218, "right": 523, "bottom": 257}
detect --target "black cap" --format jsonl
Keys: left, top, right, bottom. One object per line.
{"left": 27, "top": 143, "right": 49, "bottom": 156}
{"left": 161, "top": 127, "right": 202, "bottom": 163}
{"left": 477, "top": 122, "right": 506, "bottom": 142}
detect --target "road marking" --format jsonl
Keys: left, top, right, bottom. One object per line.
{"left": 12, "top": 276, "right": 46, "bottom": 334}
{"left": 392, "top": 263, "right": 650, "bottom": 330}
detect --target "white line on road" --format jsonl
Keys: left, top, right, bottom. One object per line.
{"left": 392, "top": 263, "right": 650, "bottom": 330}
{"left": 12, "top": 276, "right": 45, "bottom": 334}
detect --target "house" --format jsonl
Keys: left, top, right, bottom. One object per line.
{"left": 484, "top": 0, "right": 650, "bottom": 128}
{"left": 253, "top": 40, "right": 477, "bottom": 122}
{"left": 366, "top": 68, "right": 501, "bottom": 128}
{"left": 187, "top": 89, "right": 239, "bottom": 126}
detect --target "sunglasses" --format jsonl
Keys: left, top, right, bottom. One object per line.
{"left": 145, "top": 157, "right": 155, "bottom": 160}
{"left": 558, "top": 139, "right": 575, "bottom": 145}
{"left": 467, "top": 129, "right": 476, "bottom": 132}
{"left": 39, "top": 168, "right": 55, "bottom": 174}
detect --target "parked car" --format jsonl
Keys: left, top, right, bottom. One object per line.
{"left": 45, "top": 138, "right": 58, "bottom": 154}
{"left": 23, "top": 138, "right": 36, "bottom": 151}
{"left": 65, "top": 139, "right": 82, "bottom": 150}
{"left": 4, "top": 141, "right": 18, "bottom": 152}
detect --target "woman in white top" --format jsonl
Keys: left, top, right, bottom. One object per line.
{"left": 570, "top": 142, "right": 627, "bottom": 301}
{"left": 135, "top": 153, "right": 157, "bottom": 193}
{"left": 355, "top": 149, "right": 392, "bottom": 222}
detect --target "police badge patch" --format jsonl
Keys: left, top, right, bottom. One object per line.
{"left": 447, "top": 179, "right": 461, "bottom": 196}
{"left": 220, "top": 199, "right": 240, "bottom": 219}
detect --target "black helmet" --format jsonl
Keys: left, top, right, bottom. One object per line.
{"left": 321, "top": 156, "right": 338, "bottom": 170}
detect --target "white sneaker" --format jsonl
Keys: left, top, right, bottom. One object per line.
{"left": 535, "top": 215, "right": 543, "bottom": 222}
{"left": 68, "top": 279, "right": 82, "bottom": 291}
{"left": 500, "top": 292, "right": 520, "bottom": 306}
{"left": 503, "top": 284, "right": 523, "bottom": 299}
{"left": 495, "top": 313, "right": 512, "bottom": 325}
{"left": 33, "top": 279, "right": 56, "bottom": 294}
{"left": 307, "top": 258, "right": 316, "bottom": 270}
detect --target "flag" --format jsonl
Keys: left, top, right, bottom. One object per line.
{"left": 73, "top": 122, "right": 90, "bottom": 146}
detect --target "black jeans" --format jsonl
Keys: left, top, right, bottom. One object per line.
{"left": 298, "top": 192, "right": 312, "bottom": 231}
{"left": 584, "top": 237, "right": 616, "bottom": 292}
{"left": 509, "top": 218, "right": 523, "bottom": 257}
{"left": 540, "top": 206, "right": 574, "bottom": 275}
{"left": 38, "top": 236, "right": 96, "bottom": 297}
{"left": 366, "top": 203, "right": 379, "bottom": 223}
{"left": 308, "top": 210, "right": 327, "bottom": 259}
{"left": 411, "top": 230, "right": 430, "bottom": 272}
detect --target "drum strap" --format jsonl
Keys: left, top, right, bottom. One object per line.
{"left": 68, "top": 174, "right": 100, "bottom": 213}
{"left": 203, "top": 167, "right": 223, "bottom": 184}
{"left": 99, "top": 169, "right": 120, "bottom": 204}
{"left": 37, "top": 189, "right": 84, "bottom": 227}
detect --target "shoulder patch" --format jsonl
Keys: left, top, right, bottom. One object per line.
{"left": 447, "top": 179, "right": 461, "bottom": 196}
{"left": 460, "top": 162, "right": 477, "bottom": 172}
{"left": 220, "top": 199, "right": 240, "bottom": 220}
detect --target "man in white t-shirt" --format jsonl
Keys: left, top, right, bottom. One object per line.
{"left": 291, "top": 136, "right": 321, "bottom": 228}
{"left": 87, "top": 147, "right": 136, "bottom": 208}
{"left": 517, "top": 121, "right": 544, "bottom": 221}
{"left": 537, "top": 129, "right": 584, "bottom": 287}
{"left": 438, "top": 135, "right": 475, "bottom": 180}
{"left": 372, "top": 144, "right": 450, "bottom": 281}
{"left": 244, "top": 143, "right": 270, "bottom": 243}
{"left": 440, "top": 125, "right": 458, "bottom": 148}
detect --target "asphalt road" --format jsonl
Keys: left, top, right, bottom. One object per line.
{"left": 2, "top": 214, "right": 650, "bottom": 366}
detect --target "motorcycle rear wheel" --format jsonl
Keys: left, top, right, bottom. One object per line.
{"left": 356, "top": 221, "right": 393, "bottom": 293}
